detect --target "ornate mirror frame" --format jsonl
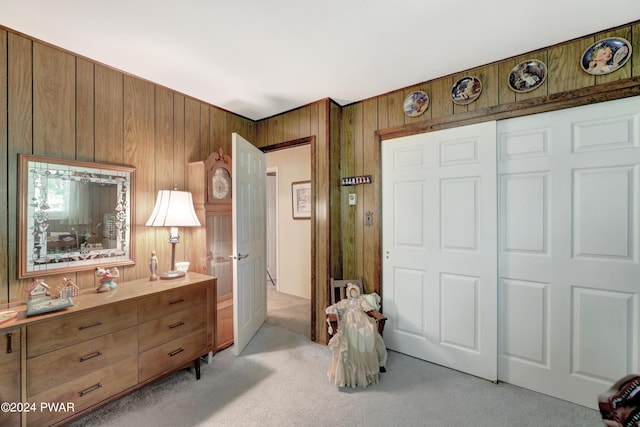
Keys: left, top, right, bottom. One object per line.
{"left": 18, "top": 154, "right": 136, "bottom": 279}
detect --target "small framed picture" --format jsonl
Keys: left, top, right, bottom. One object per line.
{"left": 291, "top": 181, "right": 311, "bottom": 220}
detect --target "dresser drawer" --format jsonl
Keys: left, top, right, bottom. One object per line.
{"left": 28, "top": 357, "right": 138, "bottom": 427}
{"left": 139, "top": 304, "right": 206, "bottom": 352}
{"left": 139, "top": 330, "right": 207, "bottom": 382}
{"left": 27, "top": 300, "right": 137, "bottom": 357}
{"left": 138, "top": 283, "right": 206, "bottom": 323}
{"left": 28, "top": 325, "right": 138, "bottom": 397}
{"left": 0, "top": 360, "right": 20, "bottom": 399}
{"left": 0, "top": 327, "right": 20, "bottom": 366}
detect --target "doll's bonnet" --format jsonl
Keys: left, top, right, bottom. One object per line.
{"left": 346, "top": 283, "right": 361, "bottom": 298}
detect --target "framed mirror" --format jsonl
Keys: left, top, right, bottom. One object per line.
{"left": 18, "top": 154, "right": 136, "bottom": 278}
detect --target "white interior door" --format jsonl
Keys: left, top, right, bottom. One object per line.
{"left": 382, "top": 121, "right": 498, "bottom": 381}
{"left": 232, "top": 132, "right": 267, "bottom": 356}
{"left": 497, "top": 96, "right": 640, "bottom": 408}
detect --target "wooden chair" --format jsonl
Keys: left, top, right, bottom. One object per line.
{"left": 326, "top": 277, "right": 387, "bottom": 336}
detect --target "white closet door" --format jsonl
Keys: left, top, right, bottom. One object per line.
{"left": 497, "top": 96, "right": 640, "bottom": 408}
{"left": 382, "top": 121, "right": 497, "bottom": 381}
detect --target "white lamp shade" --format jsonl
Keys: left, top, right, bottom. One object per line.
{"left": 145, "top": 190, "right": 201, "bottom": 227}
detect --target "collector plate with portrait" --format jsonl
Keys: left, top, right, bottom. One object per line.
{"left": 403, "top": 90, "right": 429, "bottom": 117}
{"left": 508, "top": 59, "right": 547, "bottom": 93}
{"left": 451, "top": 76, "right": 482, "bottom": 105}
{"left": 581, "top": 37, "right": 632, "bottom": 75}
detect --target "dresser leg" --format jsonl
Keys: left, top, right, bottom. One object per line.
{"left": 194, "top": 357, "right": 201, "bottom": 380}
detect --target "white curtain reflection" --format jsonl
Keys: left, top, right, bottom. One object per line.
{"left": 60, "top": 181, "right": 92, "bottom": 225}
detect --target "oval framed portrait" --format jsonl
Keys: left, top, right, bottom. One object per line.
{"left": 581, "top": 37, "right": 632, "bottom": 75}
{"left": 451, "top": 76, "right": 482, "bottom": 105}
{"left": 508, "top": 59, "right": 547, "bottom": 93}
{"left": 403, "top": 91, "right": 429, "bottom": 117}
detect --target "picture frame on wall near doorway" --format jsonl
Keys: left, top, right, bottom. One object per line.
{"left": 291, "top": 180, "right": 311, "bottom": 220}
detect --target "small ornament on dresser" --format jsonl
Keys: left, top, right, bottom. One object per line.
{"left": 95, "top": 266, "right": 119, "bottom": 292}
{"left": 149, "top": 250, "right": 159, "bottom": 281}
{"left": 25, "top": 278, "right": 51, "bottom": 301}
{"left": 56, "top": 276, "right": 79, "bottom": 298}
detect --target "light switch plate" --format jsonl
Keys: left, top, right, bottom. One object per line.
{"left": 348, "top": 193, "right": 357, "bottom": 205}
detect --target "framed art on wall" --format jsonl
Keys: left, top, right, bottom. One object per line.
{"left": 292, "top": 180, "right": 311, "bottom": 219}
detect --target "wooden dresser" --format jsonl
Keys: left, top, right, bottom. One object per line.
{"left": 0, "top": 272, "right": 216, "bottom": 426}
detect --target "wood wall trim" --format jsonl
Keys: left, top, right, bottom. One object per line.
{"left": 377, "top": 76, "right": 640, "bottom": 140}
{"left": 261, "top": 136, "right": 313, "bottom": 152}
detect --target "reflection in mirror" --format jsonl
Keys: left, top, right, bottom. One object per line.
{"left": 18, "top": 154, "right": 136, "bottom": 278}
{"left": 206, "top": 213, "right": 232, "bottom": 296}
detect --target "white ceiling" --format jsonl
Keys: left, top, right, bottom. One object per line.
{"left": 1, "top": 1, "right": 639, "bottom": 120}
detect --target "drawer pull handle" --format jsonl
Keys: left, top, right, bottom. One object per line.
{"left": 169, "top": 297, "right": 185, "bottom": 305}
{"left": 168, "top": 347, "right": 184, "bottom": 357}
{"left": 6, "top": 332, "right": 12, "bottom": 354}
{"left": 169, "top": 321, "right": 185, "bottom": 329}
{"left": 79, "top": 321, "right": 103, "bottom": 331}
{"left": 79, "top": 383, "right": 102, "bottom": 397}
{"left": 79, "top": 351, "right": 103, "bottom": 362}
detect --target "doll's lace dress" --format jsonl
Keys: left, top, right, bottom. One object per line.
{"left": 325, "top": 289, "right": 387, "bottom": 388}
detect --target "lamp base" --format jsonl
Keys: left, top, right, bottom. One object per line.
{"left": 159, "top": 270, "right": 186, "bottom": 280}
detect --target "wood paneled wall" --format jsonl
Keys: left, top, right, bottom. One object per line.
{"left": 0, "top": 28, "right": 255, "bottom": 306}
{"left": 340, "top": 21, "right": 639, "bottom": 299}
{"left": 1, "top": 20, "right": 638, "bottom": 345}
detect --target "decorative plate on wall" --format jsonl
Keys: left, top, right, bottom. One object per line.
{"left": 451, "top": 76, "right": 482, "bottom": 105}
{"left": 581, "top": 37, "right": 632, "bottom": 75}
{"left": 508, "top": 59, "right": 547, "bottom": 93}
{"left": 403, "top": 91, "right": 429, "bottom": 117}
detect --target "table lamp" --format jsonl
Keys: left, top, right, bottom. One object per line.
{"left": 145, "top": 190, "right": 201, "bottom": 279}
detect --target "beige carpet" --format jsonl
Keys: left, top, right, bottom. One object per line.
{"left": 67, "top": 286, "right": 603, "bottom": 426}
{"left": 70, "top": 321, "right": 602, "bottom": 427}
{"left": 265, "top": 284, "right": 311, "bottom": 339}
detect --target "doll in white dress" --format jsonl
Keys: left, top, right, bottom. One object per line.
{"left": 325, "top": 283, "right": 387, "bottom": 388}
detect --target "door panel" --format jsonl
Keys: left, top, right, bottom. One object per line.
{"left": 497, "top": 96, "right": 640, "bottom": 409}
{"left": 232, "top": 132, "right": 267, "bottom": 356}
{"left": 382, "top": 121, "right": 497, "bottom": 381}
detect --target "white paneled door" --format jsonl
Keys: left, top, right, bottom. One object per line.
{"left": 382, "top": 96, "right": 640, "bottom": 409}
{"left": 497, "top": 96, "right": 640, "bottom": 408}
{"left": 382, "top": 121, "right": 498, "bottom": 382}
{"left": 232, "top": 133, "right": 267, "bottom": 356}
